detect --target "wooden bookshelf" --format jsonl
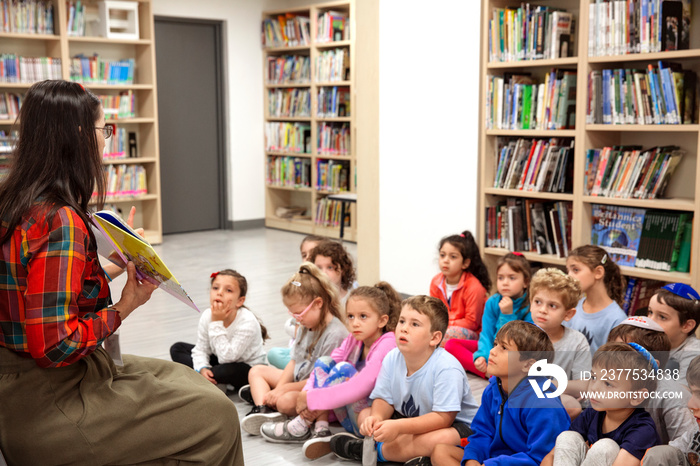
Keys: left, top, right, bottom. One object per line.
{"left": 262, "top": 0, "right": 356, "bottom": 241}
{"left": 478, "top": 0, "right": 700, "bottom": 289}
{"left": 0, "top": 0, "right": 162, "bottom": 244}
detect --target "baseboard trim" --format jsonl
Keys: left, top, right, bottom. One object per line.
{"left": 229, "top": 218, "right": 265, "bottom": 230}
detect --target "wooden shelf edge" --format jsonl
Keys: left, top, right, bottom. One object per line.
{"left": 582, "top": 196, "right": 696, "bottom": 211}
{"left": 483, "top": 188, "right": 574, "bottom": 201}
{"left": 586, "top": 124, "right": 700, "bottom": 132}
{"left": 588, "top": 49, "right": 700, "bottom": 63}
{"left": 485, "top": 129, "right": 576, "bottom": 137}
{"left": 484, "top": 247, "right": 567, "bottom": 266}
{"left": 487, "top": 56, "right": 578, "bottom": 69}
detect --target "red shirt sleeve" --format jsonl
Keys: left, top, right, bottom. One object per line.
{"left": 24, "top": 207, "right": 120, "bottom": 367}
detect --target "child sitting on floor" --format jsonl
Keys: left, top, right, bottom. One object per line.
{"left": 308, "top": 239, "right": 357, "bottom": 310}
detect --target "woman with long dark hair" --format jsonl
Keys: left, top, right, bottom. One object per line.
{"left": 0, "top": 80, "right": 243, "bottom": 465}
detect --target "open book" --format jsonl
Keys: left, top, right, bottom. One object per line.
{"left": 90, "top": 210, "right": 199, "bottom": 312}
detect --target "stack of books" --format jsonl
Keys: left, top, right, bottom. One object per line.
{"left": 485, "top": 200, "right": 572, "bottom": 258}
{"left": 316, "top": 159, "right": 349, "bottom": 192}
{"left": 315, "top": 49, "right": 349, "bottom": 82}
{"left": 317, "top": 86, "right": 350, "bottom": 117}
{"left": 262, "top": 13, "right": 310, "bottom": 47}
{"left": 267, "top": 88, "right": 311, "bottom": 118}
{"left": 264, "top": 122, "right": 311, "bottom": 153}
{"left": 586, "top": 64, "right": 697, "bottom": 125}
{"left": 98, "top": 91, "right": 136, "bottom": 120}
{"left": 316, "top": 10, "right": 348, "bottom": 43}
{"left": 487, "top": 69, "right": 576, "bottom": 130}
{"left": 317, "top": 122, "right": 350, "bottom": 155}
{"left": 315, "top": 197, "right": 350, "bottom": 227}
{"left": 102, "top": 164, "right": 147, "bottom": 199}
{"left": 266, "top": 156, "right": 311, "bottom": 189}
{"left": 488, "top": 5, "right": 574, "bottom": 62}
{"left": 266, "top": 55, "right": 310, "bottom": 84}
{"left": 493, "top": 137, "right": 574, "bottom": 193}
{"left": 584, "top": 145, "right": 684, "bottom": 199}
{"left": 0, "top": 0, "right": 54, "bottom": 34}
{"left": 0, "top": 54, "right": 61, "bottom": 83}
{"left": 590, "top": 204, "right": 692, "bottom": 272}
{"left": 69, "top": 55, "right": 134, "bottom": 84}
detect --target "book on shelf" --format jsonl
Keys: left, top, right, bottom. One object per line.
{"left": 315, "top": 197, "right": 350, "bottom": 227}
{"left": 636, "top": 209, "right": 693, "bottom": 272}
{"left": 584, "top": 145, "right": 684, "bottom": 199}
{"left": 102, "top": 126, "right": 129, "bottom": 159}
{"left": 128, "top": 132, "right": 137, "bottom": 158}
{"left": 69, "top": 55, "right": 134, "bottom": 85}
{"left": 267, "top": 88, "right": 311, "bottom": 118}
{"left": 266, "top": 55, "right": 310, "bottom": 84}
{"left": 591, "top": 204, "right": 646, "bottom": 267}
{"left": 316, "top": 10, "right": 349, "bottom": 43}
{"left": 101, "top": 164, "right": 147, "bottom": 198}
{"left": 315, "top": 48, "right": 349, "bottom": 82}
{"left": 487, "top": 69, "right": 576, "bottom": 130}
{"left": 622, "top": 278, "right": 666, "bottom": 315}
{"left": 265, "top": 122, "right": 311, "bottom": 153}
{"left": 90, "top": 210, "right": 199, "bottom": 312}
{"left": 0, "top": 0, "right": 54, "bottom": 34}
{"left": 0, "top": 54, "right": 62, "bottom": 84}
{"left": 493, "top": 137, "right": 573, "bottom": 193}
{"left": 316, "top": 159, "right": 349, "bottom": 192}
{"left": 588, "top": 0, "right": 691, "bottom": 56}
{"left": 317, "top": 122, "right": 350, "bottom": 155}
{"left": 489, "top": 4, "right": 574, "bottom": 62}
{"left": 98, "top": 91, "right": 136, "bottom": 120}
{"left": 587, "top": 64, "right": 697, "bottom": 125}
{"left": 66, "top": 0, "right": 87, "bottom": 37}
{"left": 262, "top": 13, "right": 311, "bottom": 48}
{"left": 317, "top": 86, "right": 350, "bottom": 117}
{"left": 267, "top": 156, "right": 311, "bottom": 188}
{"left": 0, "top": 92, "right": 21, "bottom": 121}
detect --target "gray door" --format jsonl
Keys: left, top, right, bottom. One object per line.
{"left": 155, "top": 18, "right": 226, "bottom": 234}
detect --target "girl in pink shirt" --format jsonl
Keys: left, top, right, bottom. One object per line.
{"left": 260, "top": 282, "right": 401, "bottom": 460}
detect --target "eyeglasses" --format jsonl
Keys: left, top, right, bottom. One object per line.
{"left": 288, "top": 300, "right": 316, "bottom": 321}
{"left": 95, "top": 124, "right": 114, "bottom": 139}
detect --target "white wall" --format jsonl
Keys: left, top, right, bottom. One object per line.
{"left": 378, "top": 0, "right": 482, "bottom": 294}
{"left": 152, "top": 0, "right": 290, "bottom": 222}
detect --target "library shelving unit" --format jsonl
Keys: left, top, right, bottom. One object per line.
{"left": 262, "top": 0, "right": 356, "bottom": 241}
{"left": 478, "top": 0, "right": 700, "bottom": 289}
{"left": 0, "top": 0, "right": 162, "bottom": 244}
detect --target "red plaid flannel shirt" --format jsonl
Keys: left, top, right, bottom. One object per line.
{"left": 0, "top": 204, "right": 120, "bottom": 367}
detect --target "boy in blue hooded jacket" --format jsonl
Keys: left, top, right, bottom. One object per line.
{"left": 432, "top": 320, "right": 571, "bottom": 465}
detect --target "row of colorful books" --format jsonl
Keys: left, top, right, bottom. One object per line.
{"left": 264, "top": 122, "right": 311, "bottom": 154}
{"left": 622, "top": 278, "right": 666, "bottom": 315}
{"left": 317, "top": 86, "right": 350, "bottom": 118}
{"left": 267, "top": 88, "right": 311, "bottom": 118}
{"left": 266, "top": 156, "right": 311, "bottom": 189}
{"left": 316, "top": 10, "right": 349, "bottom": 43}
{"left": 316, "top": 48, "right": 349, "bottom": 82}
{"left": 488, "top": 5, "right": 574, "bottom": 62}
{"left": 262, "top": 13, "right": 311, "bottom": 48}
{"left": 102, "top": 164, "right": 147, "bottom": 199}
{"left": 588, "top": 0, "right": 691, "bottom": 57}
{"left": 99, "top": 91, "right": 136, "bottom": 120}
{"left": 1, "top": 0, "right": 54, "bottom": 34}
{"left": 69, "top": 55, "right": 134, "bottom": 85}
{"left": 591, "top": 204, "right": 691, "bottom": 272}
{"left": 315, "top": 197, "right": 350, "bottom": 227}
{"left": 317, "top": 159, "right": 349, "bottom": 192}
{"left": 584, "top": 145, "right": 683, "bottom": 199}
{"left": 486, "top": 69, "right": 576, "bottom": 130}
{"left": 493, "top": 137, "right": 574, "bottom": 193}
{"left": 66, "top": 0, "right": 86, "bottom": 37}
{"left": 0, "top": 92, "right": 20, "bottom": 121}
{"left": 0, "top": 54, "right": 61, "bottom": 83}
{"left": 0, "top": 130, "right": 13, "bottom": 181}
{"left": 102, "top": 127, "right": 133, "bottom": 160}
{"left": 317, "top": 122, "right": 350, "bottom": 155}
{"left": 486, "top": 200, "right": 572, "bottom": 258}
{"left": 586, "top": 65, "right": 697, "bottom": 125}
{"left": 266, "top": 55, "right": 310, "bottom": 84}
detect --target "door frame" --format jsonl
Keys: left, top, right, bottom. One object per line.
{"left": 154, "top": 16, "right": 229, "bottom": 230}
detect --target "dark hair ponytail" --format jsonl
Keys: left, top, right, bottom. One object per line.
{"left": 569, "top": 245, "right": 626, "bottom": 306}
{"left": 439, "top": 230, "right": 491, "bottom": 292}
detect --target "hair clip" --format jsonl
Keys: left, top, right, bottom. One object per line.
{"left": 291, "top": 281, "right": 302, "bottom": 287}
{"left": 512, "top": 252, "right": 524, "bottom": 257}
{"left": 627, "top": 342, "right": 659, "bottom": 372}
{"left": 601, "top": 254, "right": 608, "bottom": 265}
{"left": 210, "top": 272, "right": 219, "bottom": 279}
{"left": 459, "top": 233, "right": 465, "bottom": 238}
{"left": 77, "top": 83, "right": 86, "bottom": 91}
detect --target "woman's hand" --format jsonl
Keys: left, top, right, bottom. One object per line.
{"left": 113, "top": 262, "right": 156, "bottom": 319}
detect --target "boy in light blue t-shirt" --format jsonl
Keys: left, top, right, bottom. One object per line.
{"left": 329, "top": 295, "right": 478, "bottom": 465}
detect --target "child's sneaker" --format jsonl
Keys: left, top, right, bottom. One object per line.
{"left": 241, "top": 405, "right": 285, "bottom": 436}
{"left": 302, "top": 426, "right": 333, "bottom": 459}
{"left": 238, "top": 384, "right": 254, "bottom": 405}
{"left": 260, "top": 420, "right": 311, "bottom": 443}
{"left": 329, "top": 432, "right": 363, "bottom": 461}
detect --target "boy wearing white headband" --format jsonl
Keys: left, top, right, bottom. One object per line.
{"left": 647, "top": 283, "right": 700, "bottom": 380}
